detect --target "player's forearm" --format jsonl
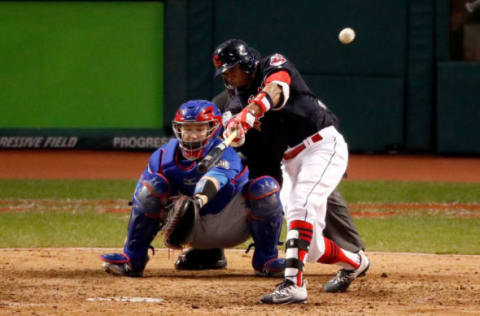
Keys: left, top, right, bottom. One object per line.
{"left": 193, "top": 174, "right": 223, "bottom": 207}
{"left": 224, "top": 82, "right": 285, "bottom": 142}
{"left": 263, "top": 82, "right": 283, "bottom": 106}
{"left": 245, "top": 82, "right": 283, "bottom": 115}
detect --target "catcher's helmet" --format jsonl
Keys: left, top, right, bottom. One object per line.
{"left": 213, "top": 39, "right": 258, "bottom": 76}
{"left": 172, "top": 100, "right": 222, "bottom": 161}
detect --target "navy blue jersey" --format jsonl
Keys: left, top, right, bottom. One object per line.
{"left": 147, "top": 138, "right": 248, "bottom": 215}
{"left": 224, "top": 53, "right": 339, "bottom": 164}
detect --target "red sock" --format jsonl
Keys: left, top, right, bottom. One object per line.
{"left": 317, "top": 237, "right": 359, "bottom": 269}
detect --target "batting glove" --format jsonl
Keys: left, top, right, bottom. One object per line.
{"left": 223, "top": 118, "right": 246, "bottom": 147}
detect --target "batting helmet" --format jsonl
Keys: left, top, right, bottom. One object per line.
{"left": 213, "top": 39, "right": 258, "bottom": 76}
{"left": 172, "top": 100, "right": 222, "bottom": 161}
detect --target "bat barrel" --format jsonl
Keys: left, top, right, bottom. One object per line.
{"left": 197, "top": 145, "right": 224, "bottom": 173}
{"left": 197, "top": 131, "right": 237, "bottom": 174}
{"left": 197, "top": 157, "right": 212, "bottom": 173}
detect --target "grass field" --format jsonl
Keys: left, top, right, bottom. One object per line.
{"left": 1, "top": 179, "right": 479, "bottom": 254}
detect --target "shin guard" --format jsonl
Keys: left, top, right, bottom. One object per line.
{"left": 285, "top": 220, "right": 313, "bottom": 286}
{"left": 123, "top": 169, "right": 170, "bottom": 271}
{"left": 245, "top": 176, "right": 284, "bottom": 275}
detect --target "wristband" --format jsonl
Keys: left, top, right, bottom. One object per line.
{"left": 252, "top": 92, "right": 273, "bottom": 113}
{"left": 222, "top": 111, "right": 233, "bottom": 127}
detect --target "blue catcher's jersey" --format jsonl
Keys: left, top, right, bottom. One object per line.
{"left": 147, "top": 138, "right": 248, "bottom": 215}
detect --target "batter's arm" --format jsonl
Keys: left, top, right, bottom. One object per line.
{"left": 223, "top": 71, "right": 291, "bottom": 144}
{"left": 243, "top": 70, "right": 291, "bottom": 115}
{"left": 244, "top": 82, "right": 283, "bottom": 115}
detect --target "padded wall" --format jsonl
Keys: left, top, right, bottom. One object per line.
{"left": 307, "top": 76, "right": 404, "bottom": 152}
{"left": 212, "top": 0, "right": 408, "bottom": 152}
{"left": 405, "top": 0, "right": 435, "bottom": 151}
{"left": 436, "top": 62, "right": 480, "bottom": 154}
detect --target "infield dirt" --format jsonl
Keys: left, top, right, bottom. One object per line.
{"left": 1, "top": 248, "right": 479, "bottom": 315}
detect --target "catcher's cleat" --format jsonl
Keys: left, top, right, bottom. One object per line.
{"left": 175, "top": 248, "right": 227, "bottom": 270}
{"left": 100, "top": 253, "right": 146, "bottom": 277}
{"left": 323, "top": 250, "right": 370, "bottom": 293}
{"left": 260, "top": 279, "right": 307, "bottom": 304}
{"left": 255, "top": 257, "right": 285, "bottom": 278}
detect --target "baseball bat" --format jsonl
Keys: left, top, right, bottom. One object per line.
{"left": 197, "top": 130, "right": 238, "bottom": 173}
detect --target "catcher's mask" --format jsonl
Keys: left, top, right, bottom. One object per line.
{"left": 212, "top": 39, "right": 258, "bottom": 76}
{"left": 172, "top": 100, "right": 222, "bottom": 161}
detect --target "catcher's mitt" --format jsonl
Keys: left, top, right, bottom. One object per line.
{"left": 163, "top": 195, "right": 199, "bottom": 249}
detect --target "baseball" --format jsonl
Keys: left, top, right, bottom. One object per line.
{"left": 339, "top": 27, "right": 355, "bottom": 44}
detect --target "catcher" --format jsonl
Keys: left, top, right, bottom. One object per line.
{"left": 100, "top": 100, "right": 285, "bottom": 277}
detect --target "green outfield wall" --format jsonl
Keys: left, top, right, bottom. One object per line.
{"left": 0, "top": 1, "right": 165, "bottom": 150}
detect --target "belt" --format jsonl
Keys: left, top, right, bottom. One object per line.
{"left": 283, "top": 132, "right": 323, "bottom": 160}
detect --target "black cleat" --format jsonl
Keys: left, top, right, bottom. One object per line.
{"left": 175, "top": 248, "right": 227, "bottom": 270}
{"left": 323, "top": 250, "right": 370, "bottom": 293}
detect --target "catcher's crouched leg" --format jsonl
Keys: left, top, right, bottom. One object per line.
{"left": 101, "top": 170, "right": 169, "bottom": 277}
{"left": 175, "top": 248, "right": 227, "bottom": 270}
{"left": 245, "top": 176, "right": 285, "bottom": 277}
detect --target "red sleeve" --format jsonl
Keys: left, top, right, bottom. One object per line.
{"left": 265, "top": 70, "right": 291, "bottom": 85}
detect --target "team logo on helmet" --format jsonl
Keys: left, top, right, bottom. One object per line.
{"left": 269, "top": 53, "right": 287, "bottom": 66}
{"left": 213, "top": 55, "right": 222, "bottom": 68}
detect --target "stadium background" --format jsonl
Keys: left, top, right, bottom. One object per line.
{"left": 0, "top": 0, "right": 479, "bottom": 154}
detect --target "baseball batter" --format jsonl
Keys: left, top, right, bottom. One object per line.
{"left": 213, "top": 39, "right": 370, "bottom": 304}
{"left": 213, "top": 89, "right": 365, "bottom": 255}
{"left": 100, "top": 100, "right": 285, "bottom": 277}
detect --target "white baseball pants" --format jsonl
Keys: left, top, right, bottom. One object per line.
{"left": 280, "top": 125, "right": 348, "bottom": 262}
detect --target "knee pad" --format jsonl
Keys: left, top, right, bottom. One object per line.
{"left": 124, "top": 170, "right": 170, "bottom": 266}
{"left": 244, "top": 176, "right": 283, "bottom": 218}
{"left": 132, "top": 170, "right": 170, "bottom": 217}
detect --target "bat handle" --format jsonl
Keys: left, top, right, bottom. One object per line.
{"left": 197, "top": 130, "right": 238, "bottom": 173}
{"left": 223, "top": 129, "right": 239, "bottom": 146}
